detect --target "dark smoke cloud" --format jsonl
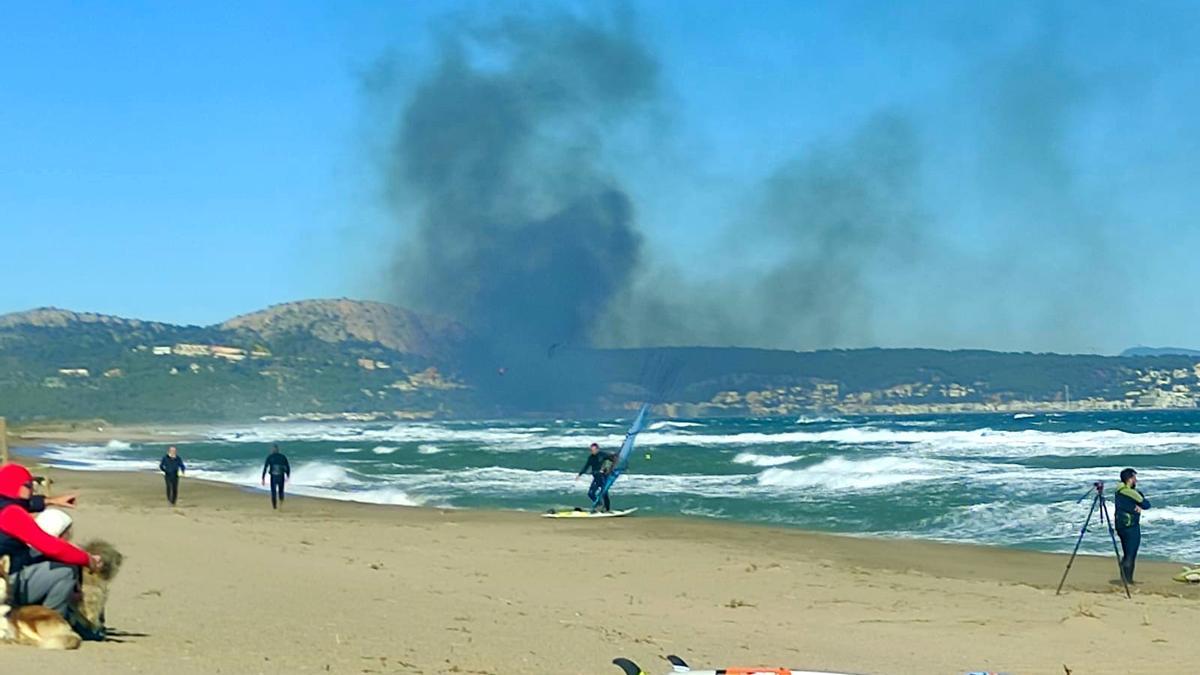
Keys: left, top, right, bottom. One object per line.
{"left": 373, "top": 4, "right": 1176, "bottom": 358}
{"left": 600, "top": 113, "right": 925, "bottom": 350}
{"left": 376, "top": 9, "right": 657, "bottom": 361}
{"left": 601, "top": 6, "right": 1138, "bottom": 353}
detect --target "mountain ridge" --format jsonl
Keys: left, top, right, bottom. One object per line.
{"left": 3, "top": 299, "right": 1200, "bottom": 422}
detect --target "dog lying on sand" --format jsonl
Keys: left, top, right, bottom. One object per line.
{"left": 0, "top": 539, "right": 124, "bottom": 649}
{"left": 0, "top": 554, "right": 80, "bottom": 649}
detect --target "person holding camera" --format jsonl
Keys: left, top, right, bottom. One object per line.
{"left": 1114, "top": 468, "right": 1151, "bottom": 584}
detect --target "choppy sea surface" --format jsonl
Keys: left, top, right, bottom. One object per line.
{"left": 24, "top": 411, "right": 1200, "bottom": 560}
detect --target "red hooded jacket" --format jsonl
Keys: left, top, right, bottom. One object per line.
{"left": 0, "top": 464, "right": 90, "bottom": 569}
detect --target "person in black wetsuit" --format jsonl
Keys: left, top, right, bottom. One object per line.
{"left": 575, "top": 442, "right": 615, "bottom": 512}
{"left": 1114, "top": 467, "right": 1151, "bottom": 584}
{"left": 261, "top": 444, "right": 291, "bottom": 509}
{"left": 158, "top": 445, "right": 186, "bottom": 505}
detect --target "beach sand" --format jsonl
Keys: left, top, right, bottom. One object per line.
{"left": 2, "top": 462, "right": 1199, "bottom": 674}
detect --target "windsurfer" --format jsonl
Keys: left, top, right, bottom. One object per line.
{"left": 576, "top": 442, "right": 615, "bottom": 512}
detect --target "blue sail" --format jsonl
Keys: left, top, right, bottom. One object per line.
{"left": 592, "top": 403, "right": 650, "bottom": 509}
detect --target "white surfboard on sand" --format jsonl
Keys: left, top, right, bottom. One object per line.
{"left": 542, "top": 507, "right": 638, "bottom": 519}
{"left": 613, "top": 654, "right": 865, "bottom": 675}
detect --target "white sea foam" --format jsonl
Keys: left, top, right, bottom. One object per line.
{"left": 732, "top": 452, "right": 804, "bottom": 467}
{"left": 649, "top": 420, "right": 703, "bottom": 431}
{"left": 796, "top": 416, "right": 849, "bottom": 425}
{"left": 1013, "top": 413, "right": 1037, "bottom": 420}
{"left": 105, "top": 440, "right": 133, "bottom": 450}
{"left": 1142, "top": 507, "right": 1200, "bottom": 525}
{"left": 333, "top": 448, "right": 361, "bottom": 454}
{"left": 291, "top": 485, "right": 424, "bottom": 507}
{"left": 758, "top": 456, "right": 966, "bottom": 492}
{"left": 417, "top": 444, "right": 445, "bottom": 455}
{"left": 371, "top": 446, "right": 399, "bottom": 455}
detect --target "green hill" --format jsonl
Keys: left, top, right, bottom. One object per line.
{"left": 1, "top": 300, "right": 1197, "bottom": 422}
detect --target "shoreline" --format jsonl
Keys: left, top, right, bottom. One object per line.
{"left": 0, "top": 460, "right": 1198, "bottom": 673}
{"left": 9, "top": 425, "right": 1195, "bottom": 571}
{"left": 15, "top": 454, "right": 1197, "bottom": 598}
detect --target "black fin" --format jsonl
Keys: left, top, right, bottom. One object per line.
{"left": 667, "top": 654, "right": 689, "bottom": 668}
{"left": 613, "top": 657, "right": 644, "bottom": 675}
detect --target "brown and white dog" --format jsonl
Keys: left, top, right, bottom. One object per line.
{"left": 75, "top": 539, "right": 124, "bottom": 636}
{"left": 0, "top": 539, "right": 124, "bottom": 650}
{"left": 0, "top": 555, "right": 80, "bottom": 650}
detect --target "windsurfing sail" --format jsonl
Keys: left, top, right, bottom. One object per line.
{"left": 593, "top": 403, "right": 650, "bottom": 510}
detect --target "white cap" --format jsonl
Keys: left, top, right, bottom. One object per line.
{"left": 35, "top": 508, "right": 73, "bottom": 538}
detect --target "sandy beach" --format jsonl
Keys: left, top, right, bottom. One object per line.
{"left": 0, "top": 453, "right": 1195, "bottom": 675}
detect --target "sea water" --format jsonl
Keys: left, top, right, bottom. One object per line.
{"left": 26, "top": 411, "right": 1200, "bottom": 560}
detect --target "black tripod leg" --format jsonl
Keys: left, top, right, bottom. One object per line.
{"left": 1057, "top": 492, "right": 1100, "bottom": 595}
{"left": 1100, "top": 496, "right": 1132, "bottom": 599}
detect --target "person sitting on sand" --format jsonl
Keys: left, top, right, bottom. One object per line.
{"left": 30, "top": 508, "right": 74, "bottom": 559}
{"left": 0, "top": 464, "right": 103, "bottom": 617}
{"left": 1114, "top": 467, "right": 1151, "bottom": 584}
{"left": 575, "top": 443, "right": 615, "bottom": 513}
{"left": 262, "top": 444, "right": 291, "bottom": 510}
{"left": 159, "top": 445, "right": 186, "bottom": 506}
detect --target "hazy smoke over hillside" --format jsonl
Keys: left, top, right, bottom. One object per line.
{"left": 601, "top": 113, "right": 925, "bottom": 349}
{"left": 372, "top": 5, "right": 1187, "bottom": 355}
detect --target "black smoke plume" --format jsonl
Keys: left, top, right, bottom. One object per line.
{"left": 376, "top": 9, "right": 656, "bottom": 385}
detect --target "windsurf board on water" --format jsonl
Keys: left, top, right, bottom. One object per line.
{"left": 543, "top": 507, "right": 638, "bottom": 519}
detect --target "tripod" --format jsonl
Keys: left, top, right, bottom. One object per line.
{"left": 1056, "top": 481, "right": 1131, "bottom": 599}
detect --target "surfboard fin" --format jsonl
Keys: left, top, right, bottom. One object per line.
{"left": 613, "top": 657, "right": 647, "bottom": 675}
{"left": 667, "top": 654, "right": 691, "bottom": 671}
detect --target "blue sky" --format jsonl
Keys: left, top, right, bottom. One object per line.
{"left": 2, "top": 2, "right": 1198, "bottom": 352}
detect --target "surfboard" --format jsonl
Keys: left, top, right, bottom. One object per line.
{"left": 1174, "top": 565, "right": 1200, "bottom": 583}
{"left": 613, "top": 654, "right": 863, "bottom": 675}
{"left": 542, "top": 507, "right": 638, "bottom": 519}
{"left": 613, "top": 654, "right": 1007, "bottom": 675}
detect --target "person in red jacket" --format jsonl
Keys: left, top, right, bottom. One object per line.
{"left": 0, "top": 463, "right": 102, "bottom": 616}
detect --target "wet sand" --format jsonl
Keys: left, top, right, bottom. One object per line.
{"left": 1, "top": 461, "right": 1198, "bottom": 674}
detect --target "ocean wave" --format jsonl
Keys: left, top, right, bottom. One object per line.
{"left": 371, "top": 446, "right": 399, "bottom": 455}
{"left": 732, "top": 452, "right": 804, "bottom": 467}
{"left": 1142, "top": 507, "right": 1200, "bottom": 525}
{"left": 796, "top": 416, "right": 849, "bottom": 425}
{"left": 289, "top": 485, "right": 424, "bottom": 507}
{"left": 418, "top": 444, "right": 445, "bottom": 455}
{"left": 758, "top": 456, "right": 965, "bottom": 491}
{"left": 334, "top": 448, "right": 361, "bottom": 454}
{"left": 648, "top": 420, "right": 703, "bottom": 431}
{"left": 105, "top": 440, "right": 133, "bottom": 450}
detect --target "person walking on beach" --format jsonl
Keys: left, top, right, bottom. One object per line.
{"left": 158, "top": 446, "right": 186, "bottom": 505}
{"left": 576, "top": 443, "right": 615, "bottom": 512}
{"left": 261, "top": 444, "right": 291, "bottom": 510}
{"left": 1114, "top": 467, "right": 1151, "bottom": 584}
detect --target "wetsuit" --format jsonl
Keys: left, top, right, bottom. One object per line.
{"left": 1114, "top": 484, "right": 1151, "bottom": 583}
{"left": 578, "top": 451, "right": 615, "bottom": 512}
{"left": 262, "top": 452, "right": 291, "bottom": 509}
{"left": 159, "top": 455, "right": 185, "bottom": 505}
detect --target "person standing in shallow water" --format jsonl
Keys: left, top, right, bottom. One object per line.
{"left": 261, "top": 444, "right": 291, "bottom": 510}
{"left": 576, "top": 442, "right": 615, "bottom": 512}
{"left": 158, "top": 446, "right": 185, "bottom": 506}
